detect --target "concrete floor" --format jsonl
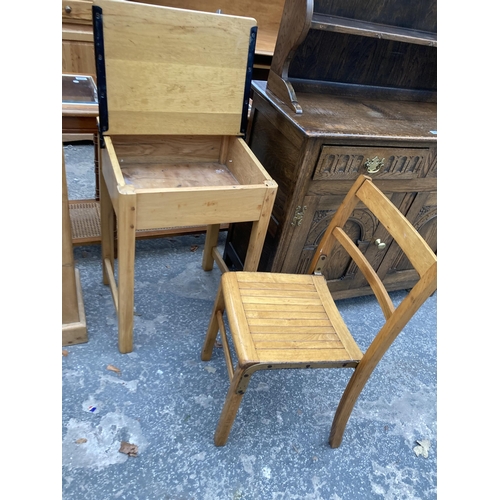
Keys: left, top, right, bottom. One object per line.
{"left": 62, "top": 143, "right": 437, "bottom": 499}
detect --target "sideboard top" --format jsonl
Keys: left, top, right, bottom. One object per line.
{"left": 254, "top": 80, "right": 437, "bottom": 142}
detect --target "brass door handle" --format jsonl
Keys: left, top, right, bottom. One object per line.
{"left": 365, "top": 156, "right": 385, "bottom": 174}
{"left": 374, "top": 238, "right": 386, "bottom": 250}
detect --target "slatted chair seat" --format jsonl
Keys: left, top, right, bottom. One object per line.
{"left": 223, "top": 272, "right": 363, "bottom": 367}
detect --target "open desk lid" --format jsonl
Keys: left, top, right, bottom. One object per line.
{"left": 93, "top": 0, "right": 256, "bottom": 137}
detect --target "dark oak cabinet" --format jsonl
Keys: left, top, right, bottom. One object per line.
{"left": 224, "top": 0, "right": 437, "bottom": 299}
{"left": 224, "top": 81, "right": 437, "bottom": 299}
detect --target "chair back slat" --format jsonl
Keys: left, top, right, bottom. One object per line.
{"left": 332, "top": 227, "right": 395, "bottom": 320}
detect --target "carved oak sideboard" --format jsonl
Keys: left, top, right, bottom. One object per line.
{"left": 224, "top": 80, "right": 437, "bottom": 299}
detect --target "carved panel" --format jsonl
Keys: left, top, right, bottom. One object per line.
{"left": 388, "top": 205, "right": 437, "bottom": 273}
{"left": 296, "top": 208, "right": 378, "bottom": 278}
{"left": 314, "top": 146, "right": 429, "bottom": 180}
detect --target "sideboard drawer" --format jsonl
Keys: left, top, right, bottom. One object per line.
{"left": 62, "top": 0, "right": 93, "bottom": 25}
{"left": 313, "top": 145, "right": 429, "bottom": 181}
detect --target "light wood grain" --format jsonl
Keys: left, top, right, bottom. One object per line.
{"left": 126, "top": 0, "right": 285, "bottom": 56}
{"left": 117, "top": 185, "right": 137, "bottom": 354}
{"left": 97, "top": 0, "right": 256, "bottom": 136}
{"left": 62, "top": 0, "right": 93, "bottom": 24}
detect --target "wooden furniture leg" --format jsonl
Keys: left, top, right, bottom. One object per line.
{"left": 201, "top": 283, "right": 225, "bottom": 360}
{"left": 117, "top": 187, "right": 137, "bottom": 354}
{"left": 214, "top": 364, "right": 251, "bottom": 446}
{"left": 329, "top": 268, "right": 438, "bottom": 447}
{"left": 202, "top": 224, "right": 220, "bottom": 271}
{"left": 242, "top": 183, "right": 277, "bottom": 271}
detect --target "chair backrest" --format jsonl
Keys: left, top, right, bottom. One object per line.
{"left": 92, "top": 0, "right": 256, "bottom": 136}
{"left": 308, "top": 174, "right": 437, "bottom": 362}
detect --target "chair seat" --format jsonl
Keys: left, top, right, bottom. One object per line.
{"left": 222, "top": 272, "right": 364, "bottom": 367}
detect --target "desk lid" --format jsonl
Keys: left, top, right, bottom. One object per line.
{"left": 92, "top": 0, "right": 256, "bottom": 136}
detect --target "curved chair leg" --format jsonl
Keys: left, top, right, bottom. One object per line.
{"left": 214, "top": 364, "right": 250, "bottom": 446}
{"left": 201, "top": 282, "right": 225, "bottom": 361}
{"left": 329, "top": 362, "right": 374, "bottom": 448}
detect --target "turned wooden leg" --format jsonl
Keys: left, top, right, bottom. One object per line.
{"left": 202, "top": 224, "right": 220, "bottom": 271}
{"left": 214, "top": 364, "right": 249, "bottom": 446}
{"left": 201, "top": 282, "right": 225, "bottom": 361}
{"left": 100, "top": 165, "right": 115, "bottom": 286}
{"left": 117, "top": 188, "right": 137, "bottom": 354}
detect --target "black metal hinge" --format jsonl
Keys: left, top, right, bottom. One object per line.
{"left": 240, "top": 26, "right": 257, "bottom": 137}
{"left": 92, "top": 5, "right": 109, "bottom": 144}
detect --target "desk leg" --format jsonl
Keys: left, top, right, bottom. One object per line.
{"left": 202, "top": 224, "right": 220, "bottom": 271}
{"left": 242, "top": 184, "right": 277, "bottom": 272}
{"left": 117, "top": 187, "right": 137, "bottom": 354}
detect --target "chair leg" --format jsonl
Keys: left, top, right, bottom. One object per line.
{"left": 329, "top": 363, "right": 373, "bottom": 448}
{"left": 117, "top": 189, "right": 137, "bottom": 354}
{"left": 201, "top": 224, "right": 220, "bottom": 271}
{"left": 201, "top": 282, "right": 225, "bottom": 361}
{"left": 214, "top": 364, "right": 250, "bottom": 446}
{"left": 100, "top": 167, "right": 114, "bottom": 286}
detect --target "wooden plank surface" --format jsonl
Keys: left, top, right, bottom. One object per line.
{"left": 126, "top": 0, "right": 285, "bottom": 56}
{"left": 230, "top": 272, "right": 362, "bottom": 365}
{"left": 134, "top": 185, "right": 267, "bottom": 229}
{"left": 97, "top": 0, "right": 256, "bottom": 136}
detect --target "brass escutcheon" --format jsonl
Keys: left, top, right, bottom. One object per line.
{"left": 365, "top": 156, "right": 385, "bottom": 174}
{"left": 291, "top": 206, "right": 307, "bottom": 226}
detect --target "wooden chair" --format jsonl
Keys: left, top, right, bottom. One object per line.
{"left": 201, "top": 174, "right": 437, "bottom": 447}
{"left": 93, "top": 0, "right": 277, "bottom": 353}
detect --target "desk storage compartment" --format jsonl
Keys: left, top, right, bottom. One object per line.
{"left": 101, "top": 134, "right": 275, "bottom": 230}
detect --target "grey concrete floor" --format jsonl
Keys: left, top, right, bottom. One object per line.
{"left": 62, "top": 143, "right": 437, "bottom": 499}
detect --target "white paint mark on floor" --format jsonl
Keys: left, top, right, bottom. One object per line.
{"left": 62, "top": 411, "right": 148, "bottom": 470}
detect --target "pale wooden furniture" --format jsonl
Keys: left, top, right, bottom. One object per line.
{"left": 62, "top": 1, "right": 95, "bottom": 77}
{"left": 62, "top": 74, "right": 232, "bottom": 246}
{"left": 126, "top": 0, "right": 286, "bottom": 79}
{"left": 62, "top": 149, "right": 88, "bottom": 346}
{"left": 202, "top": 175, "right": 437, "bottom": 447}
{"left": 62, "top": 0, "right": 286, "bottom": 81}
{"left": 94, "top": 0, "right": 277, "bottom": 353}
